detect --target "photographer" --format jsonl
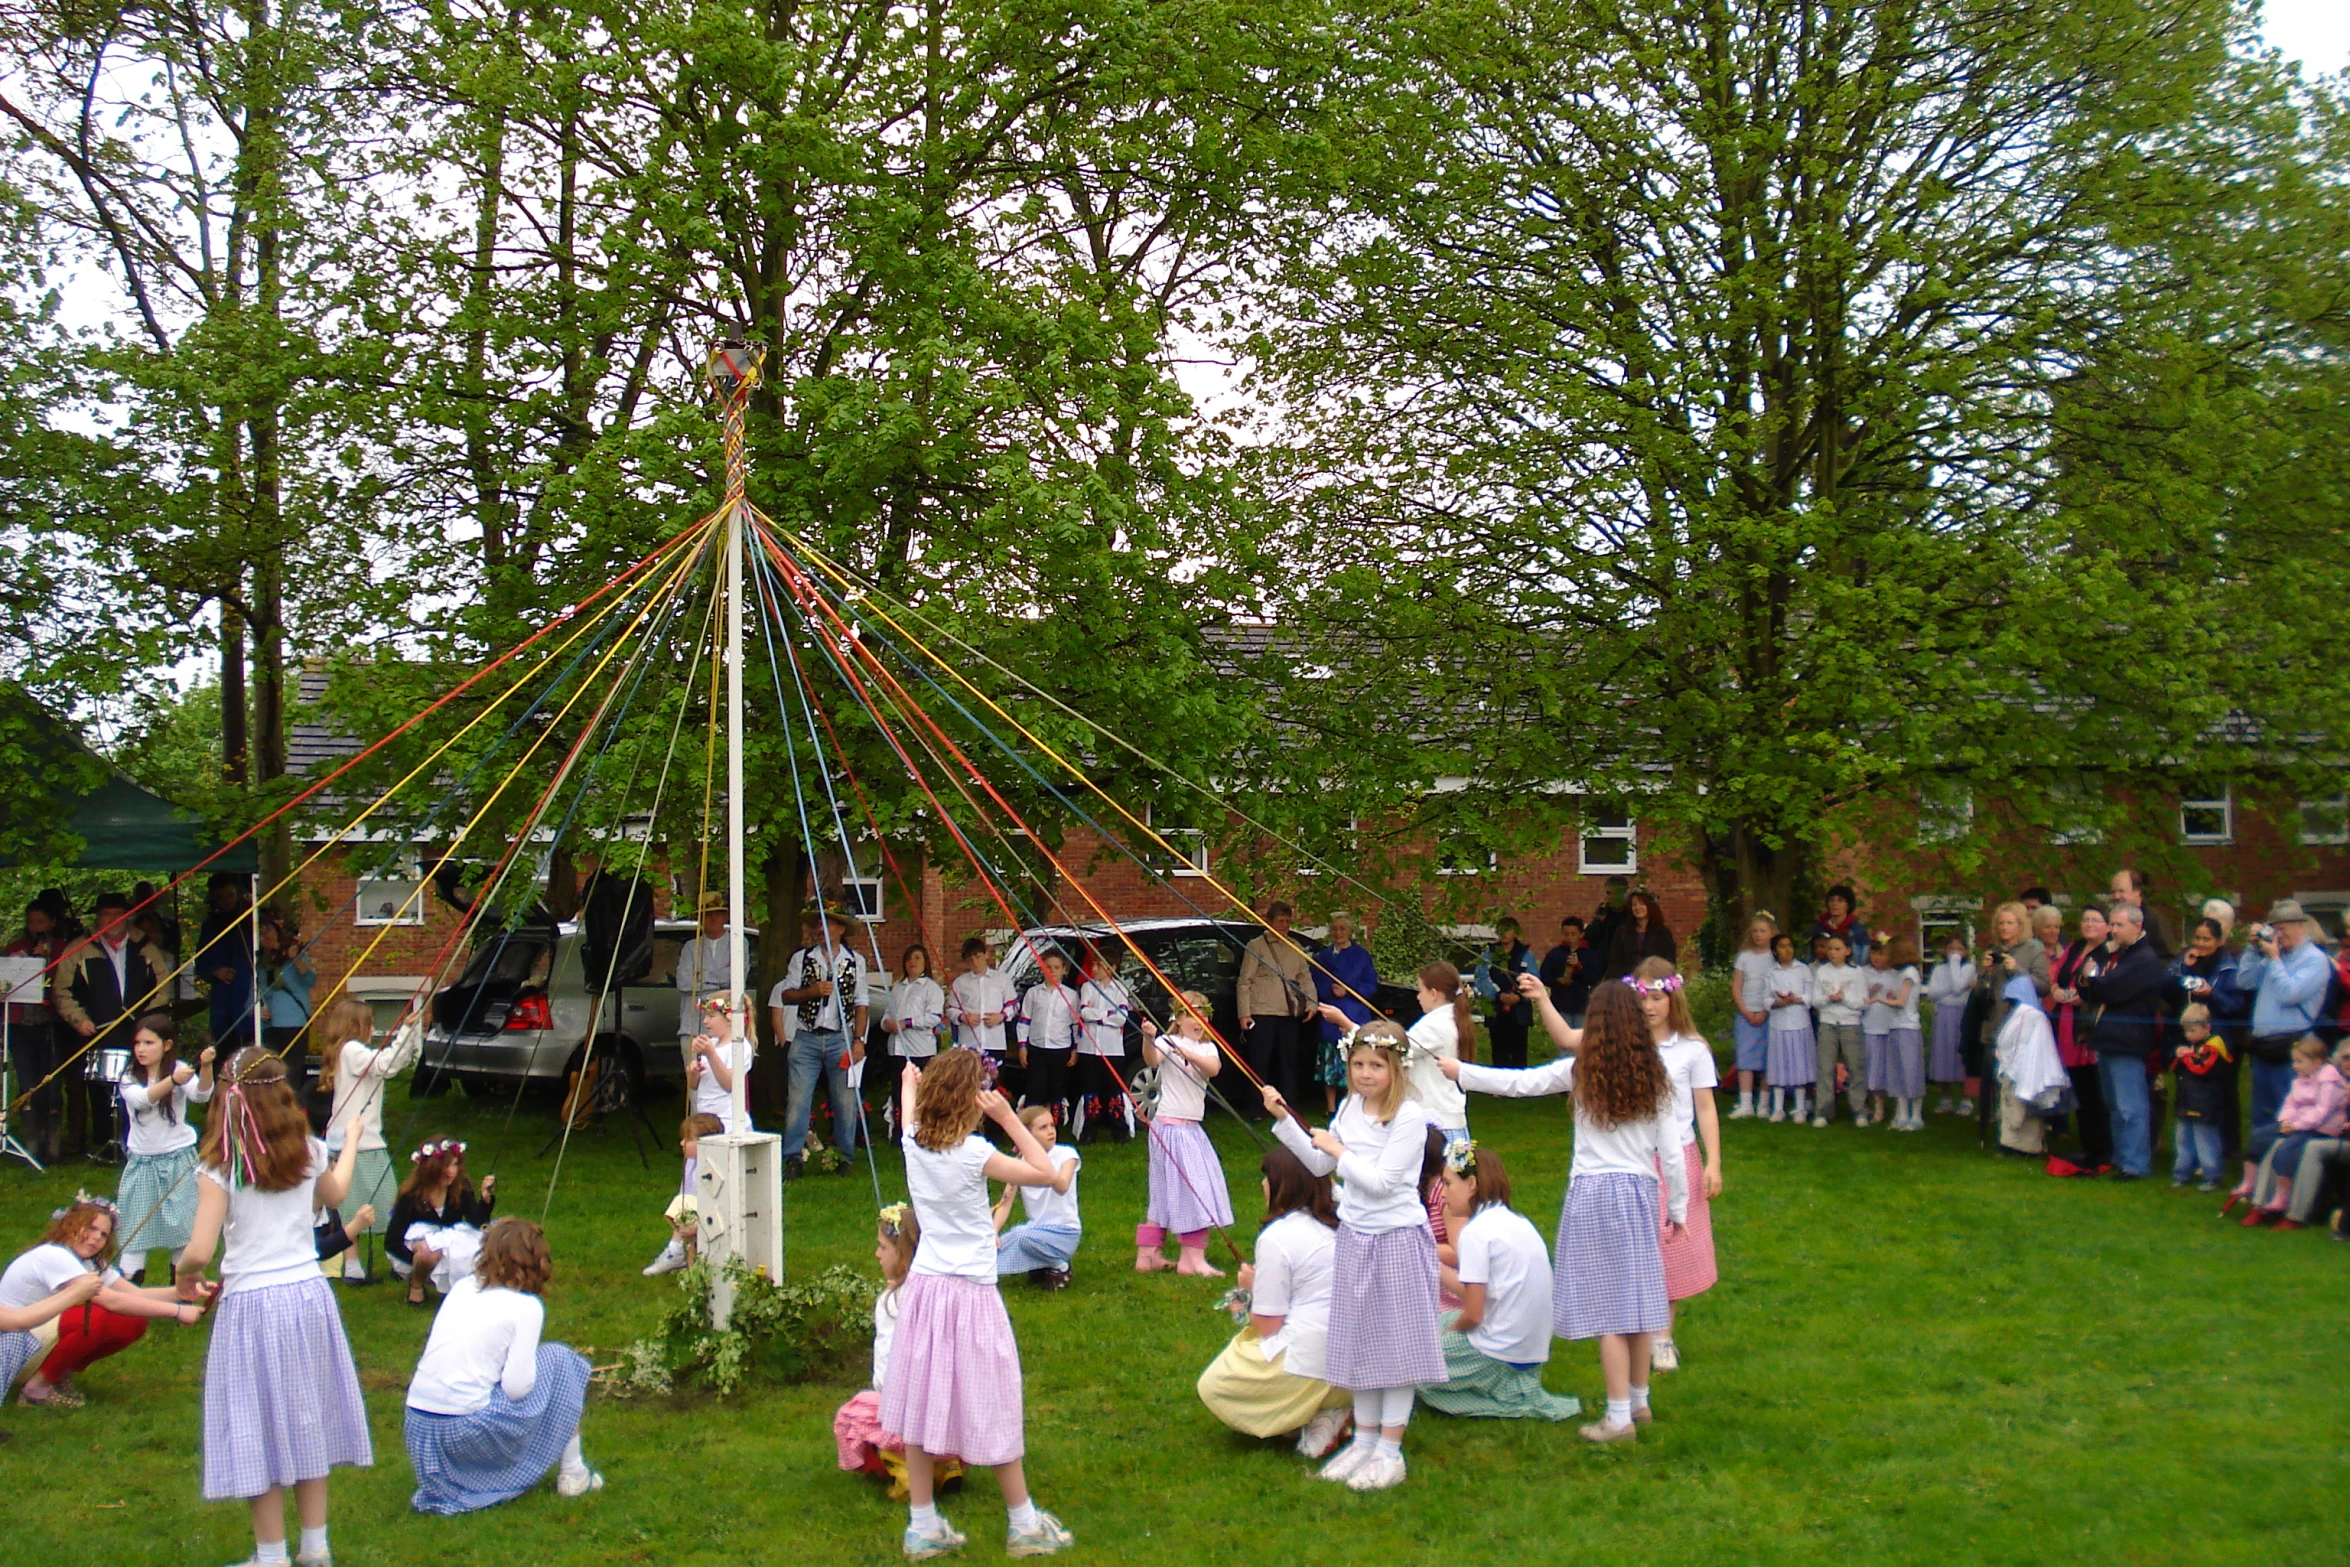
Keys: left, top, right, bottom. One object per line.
{"left": 2233, "top": 900, "right": 2332, "bottom": 1144}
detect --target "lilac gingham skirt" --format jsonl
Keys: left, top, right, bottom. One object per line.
{"left": 0, "top": 1328, "right": 33, "bottom": 1401}
{"left": 1553, "top": 1172, "right": 1670, "bottom": 1341}
{"left": 881, "top": 1273, "right": 1024, "bottom": 1466}
{"left": 1732, "top": 1015, "right": 1770, "bottom": 1073}
{"left": 1929, "top": 1008, "right": 1968, "bottom": 1082}
{"left": 1766, "top": 1020, "right": 1816, "bottom": 1087}
{"left": 1146, "top": 1119, "right": 1234, "bottom": 1235}
{"left": 1863, "top": 1032, "right": 1891, "bottom": 1093}
{"left": 1327, "top": 1224, "right": 1447, "bottom": 1390}
{"left": 1881, "top": 1028, "right": 1926, "bottom": 1097}
{"left": 404, "top": 1342, "right": 589, "bottom": 1514}
{"left": 202, "top": 1275, "right": 373, "bottom": 1499}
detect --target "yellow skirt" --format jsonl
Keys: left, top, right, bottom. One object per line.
{"left": 1196, "top": 1328, "right": 1349, "bottom": 1438}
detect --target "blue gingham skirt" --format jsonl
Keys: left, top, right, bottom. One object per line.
{"left": 404, "top": 1343, "right": 590, "bottom": 1514}
{"left": 1327, "top": 1224, "right": 1447, "bottom": 1390}
{"left": 118, "top": 1144, "right": 201, "bottom": 1254}
{"left": 1552, "top": 1172, "right": 1670, "bottom": 1341}
{"left": 1146, "top": 1118, "right": 1234, "bottom": 1235}
{"left": 1929, "top": 1008, "right": 1968, "bottom": 1082}
{"left": 1879, "top": 1028, "right": 1926, "bottom": 1097}
{"left": 1732, "top": 1015, "right": 1770, "bottom": 1072}
{"left": 1766, "top": 1020, "right": 1816, "bottom": 1086}
{"left": 995, "top": 1223, "right": 1081, "bottom": 1274}
{"left": 202, "top": 1275, "right": 373, "bottom": 1499}
{"left": 0, "top": 1328, "right": 34, "bottom": 1401}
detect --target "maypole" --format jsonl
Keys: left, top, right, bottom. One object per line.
{"left": 700, "top": 339, "right": 784, "bottom": 1327}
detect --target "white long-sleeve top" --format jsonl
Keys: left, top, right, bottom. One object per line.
{"left": 1767, "top": 962, "right": 1813, "bottom": 1032}
{"left": 887, "top": 975, "right": 946, "bottom": 1057}
{"left": 1811, "top": 963, "right": 1866, "bottom": 1026}
{"left": 948, "top": 969, "right": 1018, "bottom": 1053}
{"left": 122, "top": 1073, "right": 214, "bottom": 1156}
{"left": 1016, "top": 981, "right": 1082, "bottom": 1053}
{"left": 1149, "top": 1033, "right": 1215, "bottom": 1121}
{"left": 1926, "top": 957, "right": 1976, "bottom": 1011}
{"left": 405, "top": 1276, "right": 546, "bottom": 1416}
{"left": 325, "top": 1018, "right": 424, "bottom": 1154}
{"left": 1403, "top": 1008, "right": 1469, "bottom": 1129}
{"left": 1076, "top": 976, "right": 1131, "bottom": 1057}
{"left": 1272, "top": 1093, "right": 1435, "bottom": 1234}
{"left": 1456, "top": 1058, "right": 1690, "bottom": 1224}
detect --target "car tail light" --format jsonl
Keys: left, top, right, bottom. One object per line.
{"left": 505, "top": 993, "right": 553, "bottom": 1032}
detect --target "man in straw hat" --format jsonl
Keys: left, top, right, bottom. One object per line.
{"left": 676, "top": 891, "right": 734, "bottom": 1073}
{"left": 769, "top": 905, "right": 870, "bottom": 1179}
{"left": 2236, "top": 898, "right": 2334, "bottom": 1143}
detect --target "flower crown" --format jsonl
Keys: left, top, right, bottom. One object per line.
{"left": 1344, "top": 1023, "right": 1410, "bottom": 1056}
{"left": 52, "top": 1191, "right": 117, "bottom": 1221}
{"left": 412, "top": 1137, "right": 468, "bottom": 1164}
{"left": 1442, "top": 1139, "right": 1479, "bottom": 1177}
{"left": 877, "top": 1203, "right": 912, "bottom": 1237}
{"left": 1621, "top": 973, "right": 1683, "bottom": 996}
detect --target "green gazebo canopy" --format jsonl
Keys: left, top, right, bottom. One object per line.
{"left": 0, "top": 684, "right": 257, "bottom": 872}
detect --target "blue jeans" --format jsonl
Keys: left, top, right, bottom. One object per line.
{"left": 2249, "top": 1056, "right": 2296, "bottom": 1144}
{"left": 2173, "top": 1121, "right": 2223, "bottom": 1183}
{"left": 996, "top": 1224, "right": 1081, "bottom": 1274}
{"left": 2099, "top": 1054, "right": 2152, "bottom": 1177}
{"left": 783, "top": 1029, "right": 861, "bottom": 1160}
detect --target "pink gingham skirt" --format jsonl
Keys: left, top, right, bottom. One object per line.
{"left": 879, "top": 1273, "right": 1024, "bottom": 1466}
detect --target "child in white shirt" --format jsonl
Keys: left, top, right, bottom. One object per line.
{"left": 115, "top": 1011, "right": 215, "bottom": 1282}
{"left": 1415, "top": 1143, "right": 1578, "bottom": 1421}
{"left": 1862, "top": 937, "right": 1927, "bottom": 1129}
{"left": 991, "top": 1106, "right": 1082, "bottom": 1285}
{"left": 1134, "top": 991, "right": 1234, "bottom": 1276}
{"left": 1728, "top": 914, "right": 1780, "bottom": 1117}
{"left": 1764, "top": 934, "right": 1816, "bottom": 1122}
{"left": 1925, "top": 938, "right": 1978, "bottom": 1115}
{"left": 833, "top": 1204, "right": 967, "bottom": 1497}
{"left": 1809, "top": 936, "right": 1867, "bottom": 1126}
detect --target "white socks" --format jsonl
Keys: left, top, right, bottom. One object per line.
{"left": 1605, "top": 1396, "right": 1632, "bottom": 1427}
{"left": 1737, "top": 1089, "right": 1755, "bottom": 1114}
{"left": 1793, "top": 1089, "right": 1809, "bottom": 1119}
{"left": 1007, "top": 1500, "right": 1040, "bottom": 1532}
{"left": 255, "top": 1543, "right": 289, "bottom": 1566}
{"left": 1767, "top": 1089, "right": 1784, "bottom": 1115}
{"left": 1374, "top": 1435, "right": 1402, "bottom": 1459}
{"left": 560, "top": 1433, "right": 588, "bottom": 1479}
{"left": 1629, "top": 1384, "right": 1650, "bottom": 1412}
{"left": 299, "top": 1525, "right": 328, "bottom": 1559}
{"left": 910, "top": 1502, "right": 941, "bottom": 1529}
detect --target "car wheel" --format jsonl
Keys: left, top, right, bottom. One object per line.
{"left": 459, "top": 1075, "right": 504, "bottom": 1101}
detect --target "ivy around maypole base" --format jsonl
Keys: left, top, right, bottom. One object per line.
{"left": 609, "top": 1258, "right": 871, "bottom": 1400}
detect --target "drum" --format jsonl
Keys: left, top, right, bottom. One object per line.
{"left": 85, "top": 1046, "right": 132, "bottom": 1083}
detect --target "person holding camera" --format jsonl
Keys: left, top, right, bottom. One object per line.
{"left": 2233, "top": 900, "right": 2333, "bottom": 1146}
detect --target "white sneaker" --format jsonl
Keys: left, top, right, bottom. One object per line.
{"left": 1810, "top": 1116, "right": 1830, "bottom": 1128}
{"left": 1006, "top": 1510, "right": 1074, "bottom": 1558}
{"left": 1956, "top": 1099, "right": 1975, "bottom": 1117}
{"left": 1295, "top": 1407, "right": 1351, "bottom": 1458}
{"left": 556, "top": 1466, "right": 605, "bottom": 1497}
{"left": 902, "top": 1516, "right": 968, "bottom": 1560}
{"left": 1345, "top": 1451, "right": 1408, "bottom": 1491}
{"left": 1766, "top": 1108, "right": 1786, "bottom": 1124}
{"left": 1936, "top": 1096, "right": 1955, "bottom": 1114}
{"left": 1318, "top": 1441, "right": 1376, "bottom": 1482}
{"left": 1650, "top": 1337, "right": 1679, "bottom": 1373}
{"left": 642, "top": 1240, "right": 688, "bottom": 1277}
{"left": 1727, "top": 1102, "right": 1755, "bottom": 1120}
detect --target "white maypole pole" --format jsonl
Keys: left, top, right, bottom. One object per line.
{"left": 699, "top": 340, "right": 784, "bottom": 1327}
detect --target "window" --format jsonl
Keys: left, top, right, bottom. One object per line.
{"left": 2299, "top": 796, "right": 2349, "bottom": 847}
{"left": 1915, "top": 780, "right": 1974, "bottom": 846}
{"left": 1142, "top": 806, "right": 1209, "bottom": 876}
{"left": 840, "top": 875, "right": 885, "bottom": 923}
{"left": 355, "top": 862, "right": 426, "bottom": 927}
{"left": 1436, "top": 825, "right": 1496, "bottom": 876}
{"left": 2179, "top": 788, "right": 2232, "bottom": 845}
{"left": 1912, "top": 896, "right": 1975, "bottom": 958}
{"left": 1578, "top": 808, "right": 1638, "bottom": 875}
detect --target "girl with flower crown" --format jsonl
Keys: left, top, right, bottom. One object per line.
{"left": 1442, "top": 981, "right": 1687, "bottom": 1444}
{"left": 386, "top": 1137, "right": 497, "bottom": 1308}
{"left": 835, "top": 1203, "right": 967, "bottom": 1497}
{"left": 1415, "top": 1142, "right": 1578, "bottom": 1421}
{"left": 1262, "top": 1019, "right": 1446, "bottom": 1493}
{"left": 1, "top": 1195, "right": 207, "bottom": 1408}
{"left": 177, "top": 1046, "right": 371, "bottom": 1567}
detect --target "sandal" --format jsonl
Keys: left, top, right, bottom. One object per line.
{"left": 406, "top": 1278, "right": 429, "bottom": 1306}
{"left": 21, "top": 1384, "right": 84, "bottom": 1409}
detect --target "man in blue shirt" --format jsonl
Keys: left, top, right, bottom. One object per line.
{"left": 2233, "top": 898, "right": 2333, "bottom": 1142}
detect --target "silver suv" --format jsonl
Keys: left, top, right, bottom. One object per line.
{"left": 416, "top": 918, "right": 759, "bottom": 1101}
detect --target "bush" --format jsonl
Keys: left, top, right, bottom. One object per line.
{"left": 613, "top": 1258, "right": 872, "bottom": 1400}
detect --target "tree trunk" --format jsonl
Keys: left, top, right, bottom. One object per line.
{"left": 1695, "top": 820, "right": 1809, "bottom": 962}
{"left": 220, "top": 603, "right": 250, "bottom": 787}
{"left": 545, "top": 841, "right": 580, "bottom": 920}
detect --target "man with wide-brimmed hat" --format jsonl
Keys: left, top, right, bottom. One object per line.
{"left": 768, "top": 905, "right": 870, "bottom": 1178}
{"left": 2235, "top": 898, "right": 2334, "bottom": 1143}
{"left": 675, "top": 891, "right": 734, "bottom": 1068}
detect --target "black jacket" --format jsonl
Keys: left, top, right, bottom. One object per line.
{"left": 1540, "top": 942, "right": 1593, "bottom": 1012}
{"left": 386, "top": 1187, "right": 497, "bottom": 1265}
{"left": 2172, "top": 1042, "right": 2234, "bottom": 1122}
{"left": 2084, "top": 939, "right": 2166, "bottom": 1058}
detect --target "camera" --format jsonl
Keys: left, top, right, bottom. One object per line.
{"left": 2251, "top": 923, "right": 2276, "bottom": 945}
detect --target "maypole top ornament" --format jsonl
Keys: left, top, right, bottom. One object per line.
{"left": 705, "top": 339, "right": 764, "bottom": 399}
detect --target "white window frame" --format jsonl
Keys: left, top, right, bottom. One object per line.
{"left": 840, "top": 875, "right": 885, "bottom": 923}
{"left": 1436, "top": 830, "right": 1497, "bottom": 877}
{"left": 1912, "top": 895, "right": 1976, "bottom": 957}
{"left": 1578, "top": 808, "right": 1638, "bottom": 875}
{"left": 355, "top": 858, "right": 427, "bottom": 927}
{"left": 1143, "top": 805, "right": 1209, "bottom": 877}
{"left": 2298, "top": 795, "right": 2349, "bottom": 847}
{"left": 2179, "top": 788, "right": 2233, "bottom": 846}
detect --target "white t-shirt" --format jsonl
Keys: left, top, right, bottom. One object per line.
{"left": 1014, "top": 1143, "right": 1082, "bottom": 1232}
{"left": 1151, "top": 1034, "right": 1214, "bottom": 1122}
{"left": 887, "top": 976, "right": 946, "bottom": 1056}
{"left": 1455, "top": 1204, "right": 1554, "bottom": 1366}
{"left": 1732, "top": 948, "right": 1777, "bottom": 1015}
{"left": 1271, "top": 1094, "right": 1434, "bottom": 1234}
{"left": 768, "top": 944, "right": 870, "bottom": 1035}
{"left": 689, "top": 1036, "right": 755, "bottom": 1134}
{"left": 406, "top": 1276, "right": 545, "bottom": 1415}
{"left": 903, "top": 1131, "right": 1000, "bottom": 1281}
{"left": 1862, "top": 965, "right": 1922, "bottom": 1031}
{"left": 1812, "top": 963, "right": 1866, "bottom": 1026}
{"left": 0, "top": 1242, "right": 116, "bottom": 1309}
{"left": 1454, "top": 1058, "right": 1690, "bottom": 1224}
{"left": 1404, "top": 1008, "right": 1469, "bottom": 1129}
{"left": 325, "top": 1020, "right": 423, "bottom": 1153}
{"left": 1655, "top": 1032, "right": 1719, "bottom": 1147}
{"left": 1076, "top": 977, "right": 1131, "bottom": 1057}
{"left": 201, "top": 1138, "right": 330, "bottom": 1296}
{"left": 949, "top": 970, "right": 1018, "bottom": 1052}
{"left": 122, "top": 1074, "right": 212, "bottom": 1156}
{"left": 871, "top": 1286, "right": 902, "bottom": 1391}
{"left": 1250, "top": 1210, "right": 1337, "bottom": 1382}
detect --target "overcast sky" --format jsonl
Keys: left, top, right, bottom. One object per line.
{"left": 2262, "top": 0, "right": 2350, "bottom": 74}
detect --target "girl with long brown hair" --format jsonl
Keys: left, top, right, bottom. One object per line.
{"left": 1194, "top": 1145, "right": 1351, "bottom": 1456}
{"left": 178, "top": 1046, "right": 371, "bottom": 1567}
{"left": 1442, "top": 980, "right": 1687, "bottom": 1445}
{"left": 115, "top": 1010, "right": 217, "bottom": 1283}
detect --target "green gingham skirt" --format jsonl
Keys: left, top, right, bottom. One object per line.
{"left": 1416, "top": 1315, "right": 1581, "bottom": 1422}
{"left": 118, "top": 1144, "right": 202, "bottom": 1254}
{"left": 336, "top": 1147, "right": 396, "bottom": 1235}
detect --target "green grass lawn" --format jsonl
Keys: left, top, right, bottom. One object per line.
{"left": 5, "top": 1072, "right": 2344, "bottom": 1567}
